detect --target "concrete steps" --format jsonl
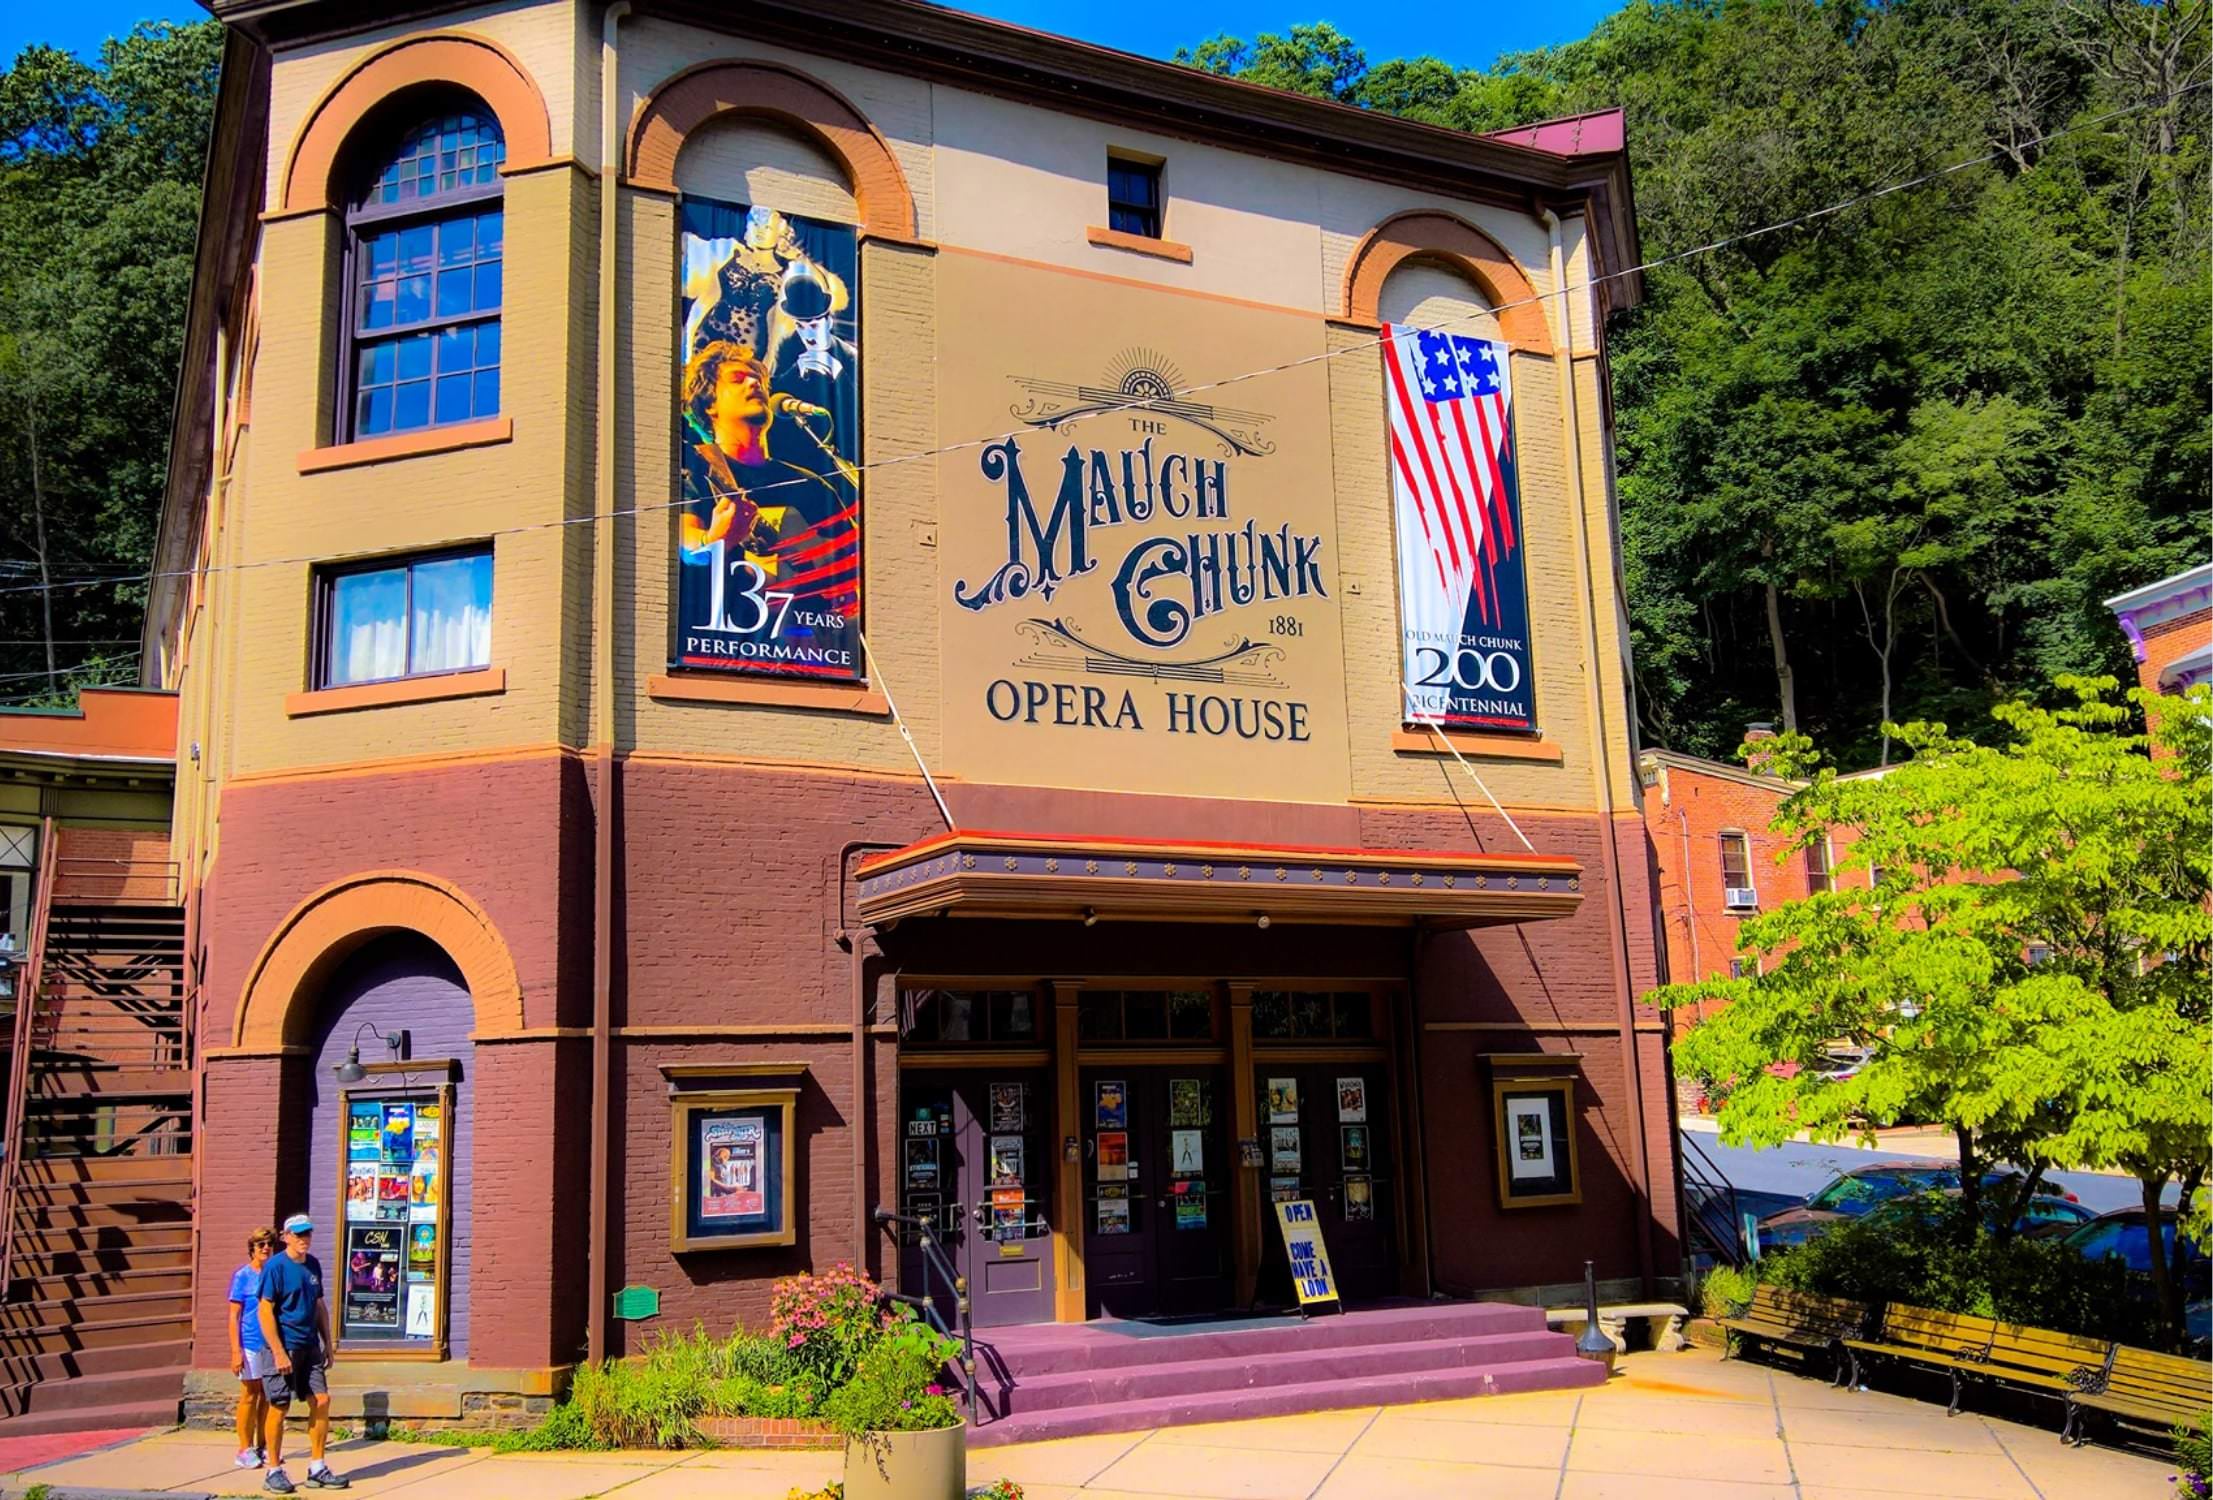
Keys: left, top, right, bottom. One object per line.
{"left": 966, "top": 1301, "right": 1606, "bottom": 1448}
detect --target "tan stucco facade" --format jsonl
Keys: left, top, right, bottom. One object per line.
{"left": 163, "top": 4, "right": 1640, "bottom": 825}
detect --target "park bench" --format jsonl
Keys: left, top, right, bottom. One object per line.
{"left": 1843, "top": 1304, "right": 2112, "bottom": 1417}
{"left": 2063, "top": 1343, "right": 2212, "bottom": 1448}
{"left": 1716, "top": 1286, "right": 1869, "bottom": 1384}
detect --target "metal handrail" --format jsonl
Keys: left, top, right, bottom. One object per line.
{"left": 1679, "top": 1129, "right": 1746, "bottom": 1269}
{"left": 0, "top": 817, "right": 60, "bottom": 1292}
{"left": 872, "top": 1205, "right": 975, "bottom": 1410}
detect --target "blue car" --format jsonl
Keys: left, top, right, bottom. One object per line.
{"left": 1753, "top": 1162, "right": 2076, "bottom": 1254}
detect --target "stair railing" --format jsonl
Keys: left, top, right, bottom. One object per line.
{"left": 1678, "top": 1128, "right": 1747, "bottom": 1270}
{"left": 0, "top": 817, "right": 60, "bottom": 1293}
{"left": 873, "top": 1204, "right": 976, "bottom": 1409}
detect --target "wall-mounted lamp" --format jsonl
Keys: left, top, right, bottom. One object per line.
{"left": 333, "top": 1021, "right": 405, "bottom": 1085}
{"left": 1081, "top": 907, "right": 1098, "bottom": 927}
{"left": 1255, "top": 914, "right": 1271, "bottom": 929}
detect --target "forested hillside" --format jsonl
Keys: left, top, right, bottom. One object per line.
{"left": 1185, "top": 1, "right": 2209, "bottom": 765}
{"left": 1, "top": 5, "right": 2206, "bottom": 772}
{"left": 0, "top": 22, "right": 220, "bottom": 703}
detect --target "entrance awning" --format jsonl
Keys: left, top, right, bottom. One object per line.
{"left": 855, "top": 829, "right": 1582, "bottom": 929}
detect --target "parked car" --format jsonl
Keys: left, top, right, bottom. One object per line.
{"left": 2059, "top": 1209, "right": 2212, "bottom": 1344}
{"left": 1753, "top": 1161, "right": 2071, "bottom": 1254}
{"left": 1858, "top": 1185, "right": 2094, "bottom": 1237}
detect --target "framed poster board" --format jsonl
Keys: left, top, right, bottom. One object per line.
{"left": 1490, "top": 1075, "right": 1579, "bottom": 1209}
{"left": 333, "top": 1070, "right": 455, "bottom": 1358}
{"left": 670, "top": 1088, "right": 798, "bottom": 1251}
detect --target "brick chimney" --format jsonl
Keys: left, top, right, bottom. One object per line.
{"left": 1742, "top": 722, "right": 1779, "bottom": 775}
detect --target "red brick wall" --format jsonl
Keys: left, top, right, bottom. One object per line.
{"left": 1640, "top": 758, "right": 1873, "bottom": 1011}
{"left": 2139, "top": 607, "right": 2211, "bottom": 693}
{"left": 192, "top": 751, "right": 1682, "bottom": 1370}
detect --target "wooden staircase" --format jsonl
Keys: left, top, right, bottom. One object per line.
{"left": 0, "top": 828, "right": 192, "bottom": 1434}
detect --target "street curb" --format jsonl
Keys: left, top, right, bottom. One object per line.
{"left": 6, "top": 1489, "right": 212, "bottom": 1500}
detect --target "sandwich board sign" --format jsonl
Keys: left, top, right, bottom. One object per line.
{"left": 1272, "top": 1198, "right": 1340, "bottom": 1312}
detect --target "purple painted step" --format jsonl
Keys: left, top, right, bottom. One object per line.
{"left": 965, "top": 1301, "right": 1603, "bottom": 1447}
{"left": 986, "top": 1330, "right": 1570, "bottom": 1418}
{"left": 969, "top": 1356, "right": 1604, "bottom": 1448}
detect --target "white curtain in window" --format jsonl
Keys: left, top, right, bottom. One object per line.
{"left": 331, "top": 569, "right": 408, "bottom": 685}
{"left": 410, "top": 553, "right": 492, "bottom": 674}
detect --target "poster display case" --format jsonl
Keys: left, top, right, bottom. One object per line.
{"left": 670, "top": 1087, "right": 798, "bottom": 1251}
{"left": 1489, "top": 1073, "right": 1580, "bottom": 1209}
{"left": 334, "top": 1067, "right": 455, "bottom": 1357}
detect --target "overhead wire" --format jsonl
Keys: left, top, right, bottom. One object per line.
{"left": 0, "top": 77, "right": 2199, "bottom": 611}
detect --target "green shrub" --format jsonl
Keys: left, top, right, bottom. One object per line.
{"left": 1758, "top": 1197, "right": 2157, "bottom": 1345}
{"left": 819, "top": 1321, "right": 964, "bottom": 1440}
{"left": 1698, "top": 1263, "right": 1756, "bottom": 1320}
{"left": 2173, "top": 1412, "right": 2211, "bottom": 1498}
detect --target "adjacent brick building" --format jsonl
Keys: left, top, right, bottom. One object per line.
{"left": 2108, "top": 563, "right": 2213, "bottom": 696}
{"left": 128, "top": 0, "right": 1676, "bottom": 1425}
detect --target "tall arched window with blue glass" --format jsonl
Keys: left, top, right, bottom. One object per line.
{"left": 339, "top": 96, "right": 505, "bottom": 440}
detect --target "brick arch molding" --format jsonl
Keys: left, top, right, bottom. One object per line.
{"left": 1341, "top": 210, "right": 1553, "bottom": 355}
{"left": 233, "top": 871, "right": 526, "bottom": 1048}
{"left": 626, "top": 59, "right": 917, "bottom": 241}
{"left": 279, "top": 32, "right": 555, "bottom": 215}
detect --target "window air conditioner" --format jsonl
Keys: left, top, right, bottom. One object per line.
{"left": 1723, "top": 886, "right": 1758, "bottom": 911}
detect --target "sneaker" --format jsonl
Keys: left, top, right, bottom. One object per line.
{"left": 305, "top": 1465, "right": 350, "bottom": 1490}
{"left": 264, "top": 1471, "right": 295, "bottom": 1495}
{"left": 236, "top": 1448, "right": 263, "bottom": 1469}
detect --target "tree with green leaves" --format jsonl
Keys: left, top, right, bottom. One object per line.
{"left": 1657, "top": 678, "right": 2211, "bottom": 1346}
{"left": 1180, "top": 1, "right": 2209, "bottom": 770}
{"left": 0, "top": 21, "right": 222, "bottom": 703}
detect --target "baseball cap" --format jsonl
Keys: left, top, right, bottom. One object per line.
{"left": 283, "top": 1213, "right": 315, "bottom": 1236}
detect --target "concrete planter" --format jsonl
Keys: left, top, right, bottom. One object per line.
{"left": 842, "top": 1423, "right": 966, "bottom": 1500}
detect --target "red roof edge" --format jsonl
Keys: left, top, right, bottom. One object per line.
{"left": 0, "top": 688, "right": 179, "bottom": 762}
{"left": 1476, "top": 108, "right": 1626, "bottom": 160}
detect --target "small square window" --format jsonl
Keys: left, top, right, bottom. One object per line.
{"left": 315, "top": 547, "right": 491, "bottom": 688}
{"left": 1107, "top": 157, "right": 1162, "bottom": 239}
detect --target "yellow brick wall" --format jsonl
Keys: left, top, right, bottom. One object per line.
{"left": 215, "top": 15, "right": 1638, "bottom": 821}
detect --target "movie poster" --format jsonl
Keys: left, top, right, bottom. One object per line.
{"left": 1096, "top": 1131, "right": 1129, "bottom": 1181}
{"left": 343, "top": 1225, "right": 401, "bottom": 1331}
{"left": 1266, "top": 1078, "right": 1299, "bottom": 1125}
{"left": 348, "top": 1105, "right": 381, "bottom": 1161}
{"left": 1383, "top": 327, "right": 1537, "bottom": 733}
{"left": 1094, "top": 1081, "right": 1127, "bottom": 1130}
{"left": 675, "top": 200, "right": 862, "bottom": 681}
{"left": 1343, "top": 1174, "right": 1375, "bottom": 1222}
{"left": 1095, "top": 1184, "right": 1131, "bottom": 1235}
{"left": 346, "top": 1164, "right": 377, "bottom": 1221}
{"left": 381, "top": 1104, "right": 415, "bottom": 1165}
{"left": 700, "top": 1117, "right": 767, "bottom": 1220}
{"left": 1270, "top": 1126, "right": 1302, "bottom": 1172}
{"left": 1508, "top": 1097, "right": 1554, "bottom": 1181}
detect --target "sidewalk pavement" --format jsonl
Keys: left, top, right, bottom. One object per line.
{"left": 0, "top": 1346, "right": 2174, "bottom": 1499}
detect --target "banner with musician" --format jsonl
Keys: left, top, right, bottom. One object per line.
{"left": 674, "top": 200, "right": 863, "bottom": 681}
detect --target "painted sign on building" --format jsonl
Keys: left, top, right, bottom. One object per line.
{"left": 674, "top": 201, "right": 863, "bottom": 681}
{"left": 938, "top": 255, "right": 1350, "bottom": 801}
{"left": 1382, "top": 325, "right": 1535, "bottom": 733}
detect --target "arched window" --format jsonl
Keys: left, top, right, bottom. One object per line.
{"left": 341, "top": 98, "right": 506, "bottom": 440}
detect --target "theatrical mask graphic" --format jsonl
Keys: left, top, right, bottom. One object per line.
{"left": 676, "top": 202, "right": 862, "bottom": 682}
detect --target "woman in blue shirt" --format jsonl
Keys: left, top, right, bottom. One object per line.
{"left": 227, "top": 1227, "right": 277, "bottom": 1469}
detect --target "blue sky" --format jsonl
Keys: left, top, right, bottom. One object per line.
{"left": 5, "top": 2, "right": 1617, "bottom": 74}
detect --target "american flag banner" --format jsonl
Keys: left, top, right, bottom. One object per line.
{"left": 1382, "top": 324, "right": 1536, "bottom": 732}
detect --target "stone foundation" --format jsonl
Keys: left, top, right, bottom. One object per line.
{"left": 184, "top": 1362, "right": 569, "bottom": 1433}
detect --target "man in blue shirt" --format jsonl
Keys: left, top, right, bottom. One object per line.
{"left": 255, "top": 1214, "right": 348, "bottom": 1492}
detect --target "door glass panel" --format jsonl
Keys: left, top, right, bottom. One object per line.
{"left": 1289, "top": 992, "right": 1329, "bottom": 1038}
{"left": 1168, "top": 990, "right": 1213, "bottom": 1039}
{"left": 1124, "top": 991, "right": 1166, "bottom": 1040}
{"left": 991, "top": 990, "right": 1037, "bottom": 1041}
{"left": 1332, "top": 992, "right": 1373, "bottom": 1039}
{"left": 1078, "top": 994, "right": 1121, "bottom": 1041}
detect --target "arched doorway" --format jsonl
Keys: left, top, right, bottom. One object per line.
{"left": 303, "top": 934, "right": 475, "bottom": 1357}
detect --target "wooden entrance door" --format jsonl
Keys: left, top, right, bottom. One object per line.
{"left": 1080, "top": 1067, "right": 1231, "bottom": 1319}
{"left": 898, "top": 1071, "right": 1055, "bottom": 1328}
{"left": 1255, "top": 1061, "right": 1396, "bottom": 1303}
